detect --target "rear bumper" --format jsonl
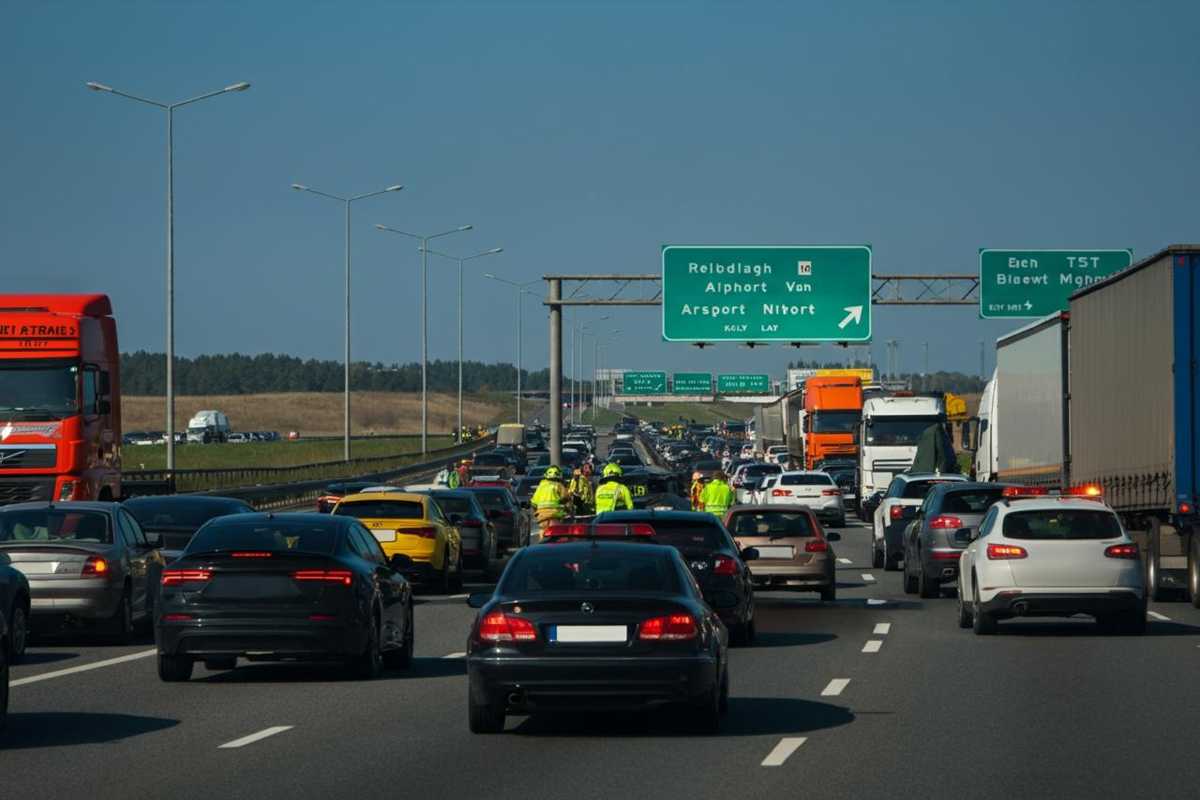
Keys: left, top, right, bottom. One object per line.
{"left": 27, "top": 580, "right": 122, "bottom": 620}
{"left": 468, "top": 654, "right": 718, "bottom": 712}
{"left": 750, "top": 564, "right": 834, "bottom": 590}
{"left": 920, "top": 553, "right": 965, "bottom": 584}
{"left": 157, "top": 617, "right": 366, "bottom": 659}
{"left": 980, "top": 590, "right": 1145, "bottom": 619}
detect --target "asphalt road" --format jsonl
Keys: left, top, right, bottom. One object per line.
{"left": 5, "top": 438, "right": 1200, "bottom": 798}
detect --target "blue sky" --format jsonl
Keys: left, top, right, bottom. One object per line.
{"left": 2, "top": 0, "right": 1197, "bottom": 379}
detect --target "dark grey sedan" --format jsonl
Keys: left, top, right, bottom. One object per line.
{"left": 0, "top": 502, "right": 164, "bottom": 640}
{"left": 123, "top": 495, "right": 254, "bottom": 562}
{"left": 901, "top": 483, "right": 1012, "bottom": 598}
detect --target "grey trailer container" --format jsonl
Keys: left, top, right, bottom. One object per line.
{"left": 754, "top": 403, "right": 784, "bottom": 446}
{"left": 995, "top": 313, "right": 1069, "bottom": 489}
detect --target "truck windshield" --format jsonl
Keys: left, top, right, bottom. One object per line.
{"left": 812, "top": 411, "right": 860, "bottom": 434}
{"left": 865, "top": 416, "right": 940, "bottom": 446}
{"left": 0, "top": 362, "right": 79, "bottom": 419}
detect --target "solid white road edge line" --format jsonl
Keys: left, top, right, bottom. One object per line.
{"left": 873, "top": 623, "right": 891, "bottom": 635}
{"left": 861, "top": 574, "right": 876, "bottom": 582}
{"left": 761, "top": 737, "right": 807, "bottom": 767}
{"left": 866, "top": 599, "right": 887, "bottom": 606}
{"left": 821, "top": 678, "right": 850, "bottom": 697}
{"left": 10, "top": 648, "right": 157, "bottom": 687}
{"left": 219, "top": 726, "right": 295, "bottom": 749}
{"left": 1147, "top": 611, "right": 1170, "bottom": 621}
{"left": 862, "top": 640, "right": 883, "bottom": 653}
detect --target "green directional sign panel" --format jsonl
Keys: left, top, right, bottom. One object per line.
{"left": 672, "top": 372, "right": 713, "bottom": 394}
{"left": 718, "top": 374, "right": 771, "bottom": 394}
{"left": 622, "top": 371, "right": 667, "bottom": 395}
{"left": 661, "top": 245, "right": 872, "bottom": 342}
{"left": 979, "top": 249, "right": 1133, "bottom": 318}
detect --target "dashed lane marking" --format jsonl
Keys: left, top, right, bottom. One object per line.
{"left": 443, "top": 652, "right": 466, "bottom": 659}
{"left": 761, "top": 737, "right": 807, "bottom": 767}
{"left": 1148, "top": 611, "right": 1170, "bottom": 621}
{"left": 873, "top": 623, "right": 891, "bottom": 635}
{"left": 219, "top": 726, "right": 294, "bottom": 749}
{"left": 821, "top": 678, "right": 850, "bottom": 697}
{"left": 862, "top": 640, "right": 883, "bottom": 653}
{"left": 866, "top": 599, "right": 887, "bottom": 606}
{"left": 861, "top": 574, "right": 876, "bottom": 582}
{"left": 837, "top": 558, "right": 852, "bottom": 565}
{"left": 448, "top": 594, "right": 469, "bottom": 599}
{"left": 10, "top": 648, "right": 157, "bottom": 687}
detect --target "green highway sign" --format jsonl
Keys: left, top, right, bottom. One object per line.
{"left": 661, "top": 245, "right": 872, "bottom": 342}
{"left": 672, "top": 372, "right": 713, "bottom": 394}
{"left": 622, "top": 371, "right": 667, "bottom": 395}
{"left": 717, "top": 374, "right": 771, "bottom": 394}
{"left": 979, "top": 249, "right": 1133, "bottom": 318}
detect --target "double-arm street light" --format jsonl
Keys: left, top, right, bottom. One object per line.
{"left": 593, "top": 329, "right": 621, "bottom": 422}
{"left": 483, "top": 275, "right": 539, "bottom": 424}
{"left": 292, "top": 183, "right": 404, "bottom": 461}
{"left": 571, "top": 315, "right": 610, "bottom": 424}
{"left": 86, "top": 79, "right": 251, "bottom": 471}
{"left": 376, "top": 224, "right": 472, "bottom": 453}
{"left": 420, "top": 246, "right": 503, "bottom": 439}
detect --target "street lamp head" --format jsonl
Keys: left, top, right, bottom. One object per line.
{"left": 224, "top": 81, "right": 252, "bottom": 92}
{"left": 375, "top": 224, "right": 389, "bottom": 231}
{"left": 385, "top": 185, "right": 404, "bottom": 192}
{"left": 486, "top": 248, "right": 503, "bottom": 254}
{"left": 291, "top": 183, "right": 309, "bottom": 191}
{"left": 483, "top": 273, "right": 497, "bottom": 279}
{"left": 86, "top": 81, "right": 113, "bottom": 92}
{"left": 457, "top": 225, "right": 473, "bottom": 232}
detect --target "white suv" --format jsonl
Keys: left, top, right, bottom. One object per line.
{"left": 763, "top": 471, "right": 845, "bottom": 527}
{"left": 957, "top": 490, "right": 1145, "bottom": 635}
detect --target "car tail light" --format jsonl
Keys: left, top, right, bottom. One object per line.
{"left": 929, "top": 515, "right": 965, "bottom": 530}
{"left": 890, "top": 505, "right": 905, "bottom": 521}
{"left": 805, "top": 540, "right": 829, "bottom": 553}
{"left": 821, "top": 489, "right": 841, "bottom": 496}
{"left": 409, "top": 526, "right": 439, "bottom": 539}
{"left": 771, "top": 489, "right": 791, "bottom": 497}
{"left": 292, "top": 569, "right": 353, "bottom": 586}
{"left": 308, "top": 614, "right": 337, "bottom": 622}
{"left": 161, "top": 613, "right": 193, "bottom": 622}
{"left": 930, "top": 550, "right": 962, "bottom": 561}
{"left": 1002, "top": 486, "right": 1049, "bottom": 498}
{"left": 1104, "top": 543, "right": 1139, "bottom": 559}
{"left": 712, "top": 555, "right": 738, "bottom": 575}
{"left": 638, "top": 613, "right": 698, "bottom": 640}
{"left": 161, "top": 568, "right": 211, "bottom": 586}
{"left": 987, "top": 543, "right": 1027, "bottom": 560}
{"left": 81, "top": 555, "right": 109, "bottom": 577}
{"left": 231, "top": 551, "right": 272, "bottom": 558}
{"left": 478, "top": 612, "right": 537, "bottom": 642}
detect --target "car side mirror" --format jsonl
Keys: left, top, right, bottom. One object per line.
{"left": 826, "top": 531, "right": 841, "bottom": 542}
{"left": 740, "top": 547, "right": 759, "bottom": 562}
{"left": 466, "top": 592, "right": 491, "bottom": 609}
{"left": 389, "top": 553, "right": 414, "bottom": 572}
{"left": 953, "top": 529, "right": 975, "bottom": 546}
{"left": 144, "top": 532, "right": 163, "bottom": 548}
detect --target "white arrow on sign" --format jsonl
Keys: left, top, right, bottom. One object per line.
{"left": 837, "top": 305, "right": 864, "bottom": 330}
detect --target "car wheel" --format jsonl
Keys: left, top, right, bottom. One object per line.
{"left": 384, "top": 604, "right": 414, "bottom": 670}
{"left": 468, "top": 692, "right": 506, "bottom": 734}
{"left": 157, "top": 653, "right": 194, "bottom": 682}
{"left": 8, "top": 602, "right": 28, "bottom": 661}
{"left": 109, "top": 587, "right": 135, "bottom": 644}
{"left": 972, "top": 584, "right": 996, "bottom": 635}
{"left": 350, "top": 616, "right": 383, "bottom": 680}
{"left": 956, "top": 583, "right": 973, "bottom": 629}
{"left": 872, "top": 541, "right": 884, "bottom": 569}
{"left": 918, "top": 562, "right": 940, "bottom": 599}
{"left": 902, "top": 560, "right": 918, "bottom": 594}
{"left": 1189, "top": 533, "right": 1200, "bottom": 609}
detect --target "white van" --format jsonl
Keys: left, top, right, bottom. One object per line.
{"left": 186, "top": 410, "right": 232, "bottom": 443}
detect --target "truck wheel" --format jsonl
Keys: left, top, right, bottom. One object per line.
{"left": 1189, "top": 532, "right": 1200, "bottom": 610}
{"left": 1146, "top": 519, "right": 1168, "bottom": 602}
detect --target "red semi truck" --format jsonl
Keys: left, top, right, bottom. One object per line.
{"left": 0, "top": 294, "right": 121, "bottom": 504}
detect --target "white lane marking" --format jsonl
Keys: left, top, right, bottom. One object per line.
{"left": 861, "top": 574, "right": 876, "bottom": 582}
{"left": 821, "top": 678, "right": 850, "bottom": 697}
{"left": 862, "top": 640, "right": 883, "bottom": 653}
{"left": 761, "top": 737, "right": 807, "bottom": 767}
{"left": 10, "top": 648, "right": 157, "bottom": 687}
{"left": 837, "top": 558, "right": 852, "bottom": 565}
{"left": 219, "top": 726, "right": 294, "bottom": 749}
{"left": 448, "top": 594, "right": 469, "bottom": 599}
{"left": 1147, "top": 611, "right": 1170, "bottom": 621}
{"left": 873, "top": 623, "right": 891, "bottom": 635}
{"left": 442, "top": 652, "right": 466, "bottom": 659}
{"left": 866, "top": 598, "right": 887, "bottom": 606}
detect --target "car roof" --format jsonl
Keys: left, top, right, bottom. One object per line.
{"left": 780, "top": 470, "right": 833, "bottom": 477}
{"left": 521, "top": 540, "right": 678, "bottom": 558}
{"left": 0, "top": 501, "right": 118, "bottom": 513}
{"left": 899, "top": 473, "right": 968, "bottom": 482}
{"left": 216, "top": 511, "right": 351, "bottom": 527}
{"left": 999, "top": 497, "right": 1119, "bottom": 514}
{"left": 336, "top": 491, "right": 427, "bottom": 503}
{"left": 726, "top": 504, "right": 817, "bottom": 515}
{"left": 595, "top": 509, "right": 720, "bottom": 523}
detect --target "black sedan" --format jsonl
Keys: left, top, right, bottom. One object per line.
{"left": 466, "top": 541, "right": 729, "bottom": 733}
{"left": 466, "top": 487, "right": 531, "bottom": 551}
{"left": 0, "top": 554, "right": 30, "bottom": 662}
{"left": 123, "top": 495, "right": 255, "bottom": 561}
{"left": 155, "top": 513, "right": 413, "bottom": 682}
{"left": 594, "top": 510, "right": 757, "bottom": 645}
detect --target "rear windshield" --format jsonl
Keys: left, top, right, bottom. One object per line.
{"left": 693, "top": 460, "right": 721, "bottom": 471}
{"left": 727, "top": 510, "right": 815, "bottom": 538}
{"left": 433, "top": 496, "right": 476, "bottom": 516}
{"left": 187, "top": 522, "right": 338, "bottom": 555}
{"left": 781, "top": 474, "right": 834, "bottom": 486}
{"left": 0, "top": 510, "right": 112, "bottom": 544}
{"left": 641, "top": 521, "right": 725, "bottom": 550}
{"left": 612, "top": 454, "right": 640, "bottom": 466}
{"left": 501, "top": 550, "right": 679, "bottom": 594}
{"left": 742, "top": 464, "right": 782, "bottom": 478}
{"left": 902, "top": 480, "right": 956, "bottom": 499}
{"left": 941, "top": 489, "right": 1005, "bottom": 514}
{"left": 125, "top": 499, "right": 246, "bottom": 530}
{"left": 334, "top": 500, "right": 424, "bottom": 520}
{"left": 473, "top": 454, "right": 509, "bottom": 466}
{"left": 1002, "top": 510, "right": 1123, "bottom": 540}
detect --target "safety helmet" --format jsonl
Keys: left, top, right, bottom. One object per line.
{"left": 602, "top": 462, "right": 623, "bottom": 478}
{"left": 544, "top": 465, "right": 563, "bottom": 480}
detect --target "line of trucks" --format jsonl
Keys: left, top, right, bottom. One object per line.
{"left": 968, "top": 244, "right": 1200, "bottom": 606}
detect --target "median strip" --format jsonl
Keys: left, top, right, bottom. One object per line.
{"left": 10, "top": 648, "right": 157, "bottom": 687}
{"left": 219, "top": 726, "right": 294, "bottom": 749}
{"left": 761, "top": 737, "right": 807, "bottom": 767}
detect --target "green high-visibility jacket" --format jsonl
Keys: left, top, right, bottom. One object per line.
{"left": 700, "top": 479, "right": 734, "bottom": 518}
{"left": 594, "top": 480, "right": 633, "bottom": 513}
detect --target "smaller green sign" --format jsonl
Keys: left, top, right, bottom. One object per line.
{"left": 718, "top": 374, "right": 770, "bottom": 394}
{"left": 672, "top": 372, "right": 713, "bottom": 394}
{"left": 622, "top": 371, "right": 667, "bottom": 395}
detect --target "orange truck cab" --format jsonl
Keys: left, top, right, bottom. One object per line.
{"left": 0, "top": 294, "right": 121, "bottom": 505}
{"left": 803, "top": 377, "right": 863, "bottom": 470}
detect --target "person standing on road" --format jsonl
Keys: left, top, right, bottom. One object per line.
{"left": 594, "top": 462, "right": 634, "bottom": 513}
{"left": 445, "top": 462, "right": 461, "bottom": 488}
{"left": 456, "top": 458, "right": 472, "bottom": 488}
{"left": 568, "top": 468, "right": 594, "bottom": 516}
{"left": 532, "top": 465, "right": 570, "bottom": 525}
{"left": 699, "top": 470, "right": 734, "bottom": 519}
{"left": 690, "top": 470, "right": 704, "bottom": 511}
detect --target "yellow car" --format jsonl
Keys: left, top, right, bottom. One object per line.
{"left": 333, "top": 491, "right": 463, "bottom": 592}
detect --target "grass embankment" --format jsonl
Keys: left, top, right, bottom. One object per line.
{"left": 122, "top": 436, "right": 456, "bottom": 472}
{"left": 623, "top": 400, "right": 752, "bottom": 426}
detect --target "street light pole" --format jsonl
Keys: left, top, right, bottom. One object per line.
{"left": 292, "top": 183, "right": 404, "bottom": 460}
{"left": 484, "top": 275, "right": 538, "bottom": 425}
{"left": 87, "top": 79, "right": 251, "bottom": 473}
{"left": 376, "top": 224, "right": 472, "bottom": 453}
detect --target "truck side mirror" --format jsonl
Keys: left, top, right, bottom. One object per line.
{"left": 961, "top": 418, "right": 975, "bottom": 450}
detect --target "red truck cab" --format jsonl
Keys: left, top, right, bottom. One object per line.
{"left": 0, "top": 294, "right": 121, "bottom": 504}
{"left": 803, "top": 376, "right": 863, "bottom": 470}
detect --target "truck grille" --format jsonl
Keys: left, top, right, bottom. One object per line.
{"left": 0, "top": 445, "right": 57, "bottom": 470}
{"left": 0, "top": 478, "right": 55, "bottom": 505}
{"left": 871, "top": 459, "right": 913, "bottom": 472}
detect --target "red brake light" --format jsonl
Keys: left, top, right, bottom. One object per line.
{"left": 929, "top": 515, "right": 965, "bottom": 530}
{"left": 1104, "top": 543, "right": 1139, "bottom": 559}
{"left": 821, "top": 488, "right": 841, "bottom": 496}
{"left": 231, "top": 551, "right": 272, "bottom": 558}
{"left": 81, "top": 556, "right": 109, "bottom": 577}
{"left": 987, "top": 543, "right": 1028, "bottom": 560}
{"left": 712, "top": 555, "right": 738, "bottom": 575}
{"left": 805, "top": 540, "right": 829, "bottom": 553}
{"left": 771, "top": 488, "right": 791, "bottom": 497}
{"left": 638, "top": 613, "right": 698, "bottom": 640}
{"left": 930, "top": 550, "right": 962, "bottom": 561}
{"left": 1002, "top": 486, "right": 1048, "bottom": 498}
{"left": 292, "top": 569, "right": 353, "bottom": 586}
{"left": 161, "top": 613, "right": 193, "bottom": 622}
{"left": 889, "top": 506, "right": 904, "bottom": 521}
{"left": 161, "top": 568, "right": 211, "bottom": 586}
{"left": 1180, "top": 502, "right": 1194, "bottom": 515}
{"left": 478, "top": 612, "right": 538, "bottom": 642}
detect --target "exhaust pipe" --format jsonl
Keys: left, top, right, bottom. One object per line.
{"left": 507, "top": 691, "right": 525, "bottom": 706}
{"left": 1012, "top": 601, "right": 1028, "bottom": 616}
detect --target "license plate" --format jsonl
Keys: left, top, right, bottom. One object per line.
{"left": 549, "top": 625, "right": 627, "bottom": 643}
{"left": 371, "top": 529, "right": 396, "bottom": 543}
{"left": 755, "top": 545, "right": 795, "bottom": 559}
{"left": 16, "top": 562, "right": 58, "bottom": 575}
